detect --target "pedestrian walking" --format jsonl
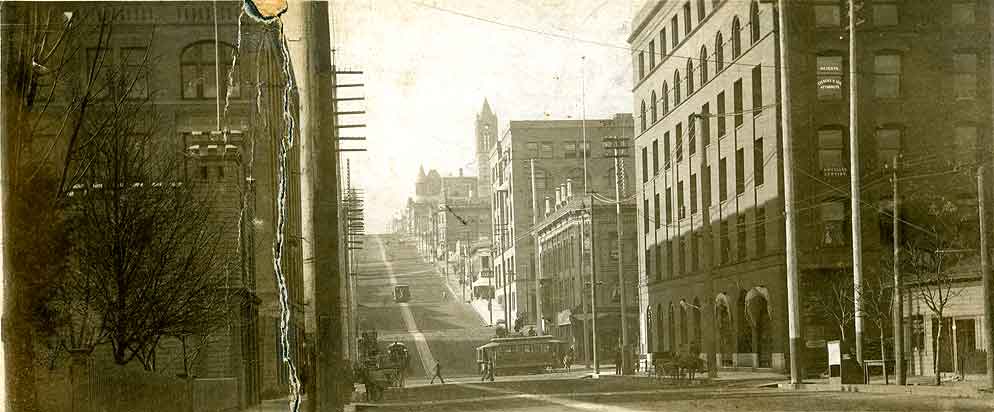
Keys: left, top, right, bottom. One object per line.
{"left": 429, "top": 361, "right": 445, "bottom": 384}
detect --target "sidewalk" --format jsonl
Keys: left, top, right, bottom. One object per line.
{"left": 432, "top": 261, "right": 496, "bottom": 326}
{"left": 778, "top": 373, "right": 994, "bottom": 399}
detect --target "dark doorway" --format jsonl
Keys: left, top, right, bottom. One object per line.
{"left": 932, "top": 318, "right": 954, "bottom": 373}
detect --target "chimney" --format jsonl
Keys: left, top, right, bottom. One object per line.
{"left": 566, "top": 179, "right": 573, "bottom": 198}
{"left": 545, "top": 196, "right": 552, "bottom": 216}
{"left": 555, "top": 188, "right": 562, "bottom": 208}
{"left": 559, "top": 184, "right": 567, "bottom": 205}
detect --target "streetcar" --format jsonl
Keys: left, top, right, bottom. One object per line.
{"left": 393, "top": 284, "right": 410, "bottom": 303}
{"left": 475, "top": 335, "right": 568, "bottom": 376}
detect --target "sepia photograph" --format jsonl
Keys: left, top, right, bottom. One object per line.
{"left": 2, "top": 0, "right": 994, "bottom": 411}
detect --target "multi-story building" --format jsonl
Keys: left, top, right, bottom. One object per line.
{"left": 489, "top": 114, "right": 635, "bottom": 331}
{"left": 476, "top": 99, "right": 499, "bottom": 205}
{"left": 7, "top": 2, "right": 323, "bottom": 406}
{"left": 533, "top": 185, "right": 639, "bottom": 364}
{"left": 630, "top": 0, "right": 991, "bottom": 375}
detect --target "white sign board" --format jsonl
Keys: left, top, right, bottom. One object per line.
{"left": 827, "top": 341, "right": 841, "bottom": 365}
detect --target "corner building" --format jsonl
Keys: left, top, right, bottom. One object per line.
{"left": 630, "top": 0, "right": 992, "bottom": 374}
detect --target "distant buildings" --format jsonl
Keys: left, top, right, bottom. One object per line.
{"left": 629, "top": 0, "right": 992, "bottom": 376}
{"left": 488, "top": 114, "right": 636, "bottom": 331}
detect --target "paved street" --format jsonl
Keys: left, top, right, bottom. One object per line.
{"left": 356, "top": 235, "right": 494, "bottom": 380}
{"left": 368, "top": 377, "right": 994, "bottom": 411}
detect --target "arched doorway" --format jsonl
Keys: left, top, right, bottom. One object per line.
{"left": 655, "top": 303, "right": 664, "bottom": 353}
{"left": 736, "top": 290, "right": 753, "bottom": 366}
{"left": 667, "top": 303, "right": 676, "bottom": 352}
{"left": 746, "top": 288, "right": 773, "bottom": 368}
{"left": 715, "top": 294, "right": 733, "bottom": 367}
{"left": 679, "top": 302, "right": 688, "bottom": 350}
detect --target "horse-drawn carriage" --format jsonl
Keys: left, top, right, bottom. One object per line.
{"left": 357, "top": 331, "right": 410, "bottom": 401}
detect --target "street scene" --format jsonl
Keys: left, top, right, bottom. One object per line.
{"left": 3, "top": 0, "right": 994, "bottom": 411}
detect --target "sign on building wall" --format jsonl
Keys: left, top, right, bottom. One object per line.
{"left": 817, "top": 56, "right": 844, "bottom": 100}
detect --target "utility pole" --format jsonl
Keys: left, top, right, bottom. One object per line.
{"left": 605, "top": 134, "right": 631, "bottom": 375}
{"left": 777, "top": 0, "right": 803, "bottom": 385}
{"left": 892, "top": 156, "right": 905, "bottom": 385}
{"left": 587, "top": 206, "right": 601, "bottom": 377}
{"left": 531, "top": 158, "right": 544, "bottom": 335}
{"left": 848, "top": 0, "right": 865, "bottom": 364}
{"left": 978, "top": 162, "right": 994, "bottom": 390}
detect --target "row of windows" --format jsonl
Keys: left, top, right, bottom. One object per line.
{"left": 813, "top": 1, "right": 979, "bottom": 29}
{"left": 637, "top": 0, "right": 762, "bottom": 82}
{"left": 644, "top": 205, "right": 769, "bottom": 280}
{"left": 641, "top": 71, "right": 763, "bottom": 186}
{"left": 814, "top": 124, "right": 981, "bottom": 175}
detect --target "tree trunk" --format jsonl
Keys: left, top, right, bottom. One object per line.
{"left": 4, "top": 281, "right": 39, "bottom": 412}
{"left": 934, "top": 320, "right": 942, "bottom": 386}
{"left": 880, "top": 329, "right": 889, "bottom": 384}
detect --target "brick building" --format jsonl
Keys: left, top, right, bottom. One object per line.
{"left": 630, "top": 0, "right": 991, "bottom": 375}
{"left": 7, "top": 1, "right": 316, "bottom": 406}
{"left": 489, "top": 114, "right": 635, "bottom": 331}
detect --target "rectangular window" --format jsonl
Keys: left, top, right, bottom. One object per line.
{"left": 660, "top": 29, "right": 668, "bottom": 57}
{"left": 671, "top": 16, "right": 679, "bottom": 47}
{"left": 818, "top": 128, "right": 846, "bottom": 174}
{"left": 751, "top": 65, "right": 763, "bottom": 115}
{"left": 690, "top": 231, "right": 699, "bottom": 272}
{"left": 540, "top": 142, "right": 554, "bottom": 158}
{"left": 754, "top": 138, "right": 765, "bottom": 186}
{"left": 953, "top": 52, "right": 977, "bottom": 99}
{"left": 684, "top": 2, "right": 692, "bottom": 35}
{"left": 666, "top": 188, "right": 673, "bottom": 223}
{"left": 526, "top": 142, "right": 539, "bottom": 159}
{"left": 644, "top": 199, "right": 651, "bottom": 233}
{"left": 675, "top": 123, "right": 683, "bottom": 162}
{"left": 652, "top": 140, "right": 660, "bottom": 175}
{"left": 720, "top": 221, "right": 730, "bottom": 264}
{"left": 642, "top": 147, "right": 649, "bottom": 182}
{"left": 701, "top": 103, "right": 711, "bottom": 146}
{"left": 122, "top": 47, "right": 149, "bottom": 99}
{"left": 737, "top": 214, "right": 747, "bottom": 260}
{"left": 566, "top": 142, "right": 578, "bottom": 159}
{"left": 690, "top": 174, "right": 698, "bottom": 214}
{"left": 756, "top": 207, "right": 767, "bottom": 256}
{"left": 820, "top": 201, "right": 847, "bottom": 246}
{"left": 814, "top": 3, "right": 842, "bottom": 27}
{"left": 655, "top": 244, "right": 664, "bottom": 280}
{"left": 649, "top": 40, "right": 656, "bottom": 69}
{"left": 733, "top": 79, "right": 744, "bottom": 126}
{"left": 874, "top": 53, "right": 902, "bottom": 98}
{"left": 678, "top": 180, "right": 685, "bottom": 219}
{"left": 697, "top": 0, "right": 706, "bottom": 23}
{"left": 664, "top": 132, "right": 672, "bottom": 166}
{"left": 719, "top": 157, "right": 728, "bottom": 201}
{"left": 666, "top": 239, "right": 674, "bottom": 277}
{"left": 717, "top": 92, "right": 727, "bottom": 136}
{"left": 678, "top": 235, "right": 686, "bottom": 275}
{"left": 817, "top": 55, "right": 844, "bottom": 100}
{"left": 873, "top": 3, "right": 899, "bottom": 26}
{"left": 688, "top": 114, "right": 697, "bottom": 156}
{"left": 735, "top": 148, "right": 745, "bottom": 195}
{"left": 951, "top": 2, "right": 976, "bottom": 25}
{"left": 654, "top": 193, "right": 662, "bottom": 229}
{"left": 702, "top": 165, "right": 712, "bottom": 207}
{"left": 876, "top": 128, "right": 901, "bottom": 166}
{"left": 639, "top": 51, "right": 646, "bottom": 79}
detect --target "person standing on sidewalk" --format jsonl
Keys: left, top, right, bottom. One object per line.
{"left": 430, "top": 361, "right": 445, "bottom": 384}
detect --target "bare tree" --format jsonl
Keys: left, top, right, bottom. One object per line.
{"left": 2, "top": 6, "right": 143, "bottom": 409}
{"left": 859, "top": 265, "right": 895, "bottom": 383}
{"left": 906, "top": 246, "right": 968, "bottom": 385}
{"left": 806, "top": 272, "right": 855, "bottom": 342}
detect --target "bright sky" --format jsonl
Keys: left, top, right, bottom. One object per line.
{"left": 331, "top": 0, "right": 640, "bottom": 233}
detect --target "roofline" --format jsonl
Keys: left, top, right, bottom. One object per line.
{"left": 628, "top": 1, "right": 667, "bottom": 44}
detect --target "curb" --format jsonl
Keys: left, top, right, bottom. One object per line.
{"left": 777, "top": 382, "right": 994, "bottom": 399}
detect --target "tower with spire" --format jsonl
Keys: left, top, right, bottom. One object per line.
{"left": 475, "top": 99, "right": 498, "bottom": 205}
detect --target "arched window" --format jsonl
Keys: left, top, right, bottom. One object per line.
{"left": 699, "top": 46, "right": 709, "bottom": 86}
{"left": 656, "top": 303, "right": 664, "bottom": 352}
{"left": 668, "top": 303, "right": 676, "bottom": 351}
{"left": 650, "top": 91, "right": 658, "bottom": 123}
{"left": 673, "top": 70, "right": 682, "bottom": 103}
{"left": 686, "top": 58, "right": 695, "bottom": 95}
{"left": 640, "top": 100, "right": 647, "bottom": 132}
{"left": 750, "top": 1, "right": 761, "bottom": 44}
{"left": 646, "top": 307, "right": 654, "bottom": 352}
{"left": 715, "top": 32, "right": 725, "bottom": 72}
{"left": 662, "top": 82, "right": 670, "bottom": 114}
{"left": 679, "top": 303, "right": 688, "bottom": 346}
{"left": 692, "top": 297, "right": 703, "bottom": 351}
{"left": 731, "top": 17, "right": 742, "bottom": 59}
{"left": 181, "top": 41, "right": 240, "bottom": 99}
